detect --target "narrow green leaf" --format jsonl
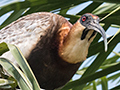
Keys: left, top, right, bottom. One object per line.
{"left": 0, "top": 85, "right": 12, "bottom": 89}
{"left": 0, "top": 42, "right": 9, "bottom": 56}
{"left": 7, "top": 76, "right": 18, "bottom": 88}
{"left": 93, "top": 81, "right": 97, "bottom": 90}
{"left": 0, "top": 65, "right": 9, "bottom": 79}
{"left": 113, "top": 51, "right": 120, "bottom": 57}
{"left": 108, "top": 28, "right": 120, "bottom": 44}
{"left": 0, "top": 77, "right": 17, "bottom": 89}
{"left": 76, "top": 68, "right": 87, "bottom": 75}
{"left": 59, "top": 8, "right": 69, "bottom": 14}
{"left": 111, "top": 24, "right": 120, "bottom": 28}
{"left": 83, "top": 82, "right": 93, "bottom": 90}
{"left": 100, "top": 62, "right": 119, "bottom": 69}
{"left": 7, "top": 44, "right": 41, "bottom": 90}
{"left": 0, "top": 58, "right": 33, "bottom": 90}
{"left": 100, "top": 6, "right": 120, "bottom": 21}
{"left": 102, "top": 54, "right": 119, "bottom": 66}
{"left": 84, "top": 72, "right": 120, "bottom": 90}
{"left": 108, "top": 72, "right": 120, "bottom": 83}
{"left": 0, "top": 78, "right": 15, "bottom": 87}
{"left": 101, "top": 76, "right": 108, "bottom": 90}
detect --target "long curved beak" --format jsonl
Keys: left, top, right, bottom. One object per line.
{"left": 88, "top": 21, "right": 107, "bottom": 52}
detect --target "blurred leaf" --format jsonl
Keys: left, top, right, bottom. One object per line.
{"left": 76, "top": 68, "right": 87, "bottom": 75}
{"left": 113, "top": 51, "right": 120, "bottom": 57}
{"left": 102, "top": 54, "right": 119, "bottom": 66}
{"left": 0, "top": 58, "right": 33, "bottom": 90}
{"left": 59, "top": 8, "right": 69, "bottom": 14}
{"left": 83, "top": 72, "right": 120, "bottom": 90}
{"left": 0, "top": 77, "right": 17, "bottom": 89}
{"left": 93, "top": 81, "right": 97, "bottom": 90}
{"left": 0, "top": 78, "right": 15, "bottom": 87}
{"left": 7, "top": 76, "right": 18, "bottom": 89}
{"left": 100, "top": 6, "right": 120, "bottom": 21}
{"left": 108, "top": 28, "right": 120, "bottom": 44}
{"left": 0, "top": 42, "right": 9, "bottom": 56}
{"left": 108, "top": 72, "right": 120, "bottom": 83}
{"left": 101, "top": 76, "right": 108, "bottom": 90}
{"left": 100, "top": 62, "right": 119, "bottom": 69}
{"left": 0, "top": 65, "right": 10, "bottom": 80}
{"left": 93, "top": 3, "right": 119, "bottom": 15}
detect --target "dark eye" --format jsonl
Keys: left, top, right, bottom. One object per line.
{"left": 82, "top": 16, "right": 86, "bottom": 22}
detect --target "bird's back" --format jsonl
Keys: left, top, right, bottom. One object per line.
{"left": 0, "top": 12, "right": 81, "bottom": 89}
{"left": 0, "top": 12, "right": 65, "bottom": 64}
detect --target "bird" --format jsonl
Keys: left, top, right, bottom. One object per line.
{"left": 0, "top": 12, "right": 107, "bottom": 90}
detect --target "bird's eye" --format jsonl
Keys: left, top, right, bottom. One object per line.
{"left": 82, "top": 16, "right": 86, "bottom": 22}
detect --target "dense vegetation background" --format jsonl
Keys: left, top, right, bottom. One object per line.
{"left": 0, "top": 0, "right": 120, "bottom": 90}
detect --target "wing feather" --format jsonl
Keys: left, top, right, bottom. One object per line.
{"left": 0, "top": 12, "right": 68, "bottom": 65}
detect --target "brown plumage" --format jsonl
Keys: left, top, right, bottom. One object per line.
{"left": 0, "top": 12, "right": 107, "bottom": 90}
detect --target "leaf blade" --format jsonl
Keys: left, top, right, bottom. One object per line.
{"left": 0, "top": 58, "right": 33, "bottom": 90}
{"left": 7, "top": 44, "right": 41, "bottom": 90}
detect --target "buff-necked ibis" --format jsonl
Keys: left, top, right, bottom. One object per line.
{"left": 0, "top": 12, "right": 107, "bottom": 90}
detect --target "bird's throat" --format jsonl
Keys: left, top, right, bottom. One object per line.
{"left": 81, "top": 28, "right": 89, "bottom": 40}
{"left": 81, "top": 28, "right": 97, "bottom": 41}
{"left": 57, "top": 21, "right": 96, "bottom": 64}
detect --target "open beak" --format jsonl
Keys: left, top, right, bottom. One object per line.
{"left": 88, "top": 20, "right": 107, "bottom": 52}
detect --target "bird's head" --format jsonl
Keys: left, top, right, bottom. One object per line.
{"left": 79, "top": 13, "right": 107, "bottom": 51}
{"left": 57, "top": 13, "right": 107, "bottom": 64}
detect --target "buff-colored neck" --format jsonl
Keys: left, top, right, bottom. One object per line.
{"left": 57, "top": 21, "right": 96, "bottom": 64}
